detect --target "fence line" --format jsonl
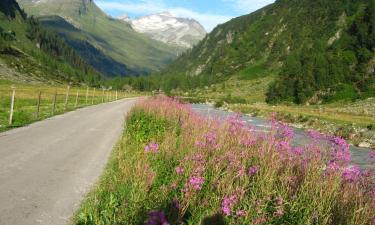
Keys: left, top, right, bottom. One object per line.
{"left": 0, "top": 86, "right": 131, "bottom": 127}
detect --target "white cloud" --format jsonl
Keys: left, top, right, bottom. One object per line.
{"left": 95, "top": 0, "right": 233, "bottom": 31}
{"left": 222, "top": 0, "right": 275, "bottom": 13}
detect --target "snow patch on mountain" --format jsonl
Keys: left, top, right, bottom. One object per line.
{"left": 119, "top": 12, "right": 206, "bottom": 48}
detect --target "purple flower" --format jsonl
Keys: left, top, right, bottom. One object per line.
{"left": 145, "top": 142, "right": 159, "bottom": 153}
{"left": 369, "top": 151, "right": 375, "bottom": 162}
{"left": 147, "top": 210, "right": 169, "bottom": 225}
{"left": 248, "top": 166, "right": 259, "bottom": 177}
{"left": 333, "top": 137, "right": 350, "bottom": 152}
{"left": 222, "top": 195, "right": 238, "bottom": 216}
{"left": 237, "top": 166, "right": 245, "bottom": 177}
{"left": 290, "top": 147, "right": 304, "bottom": 156}
{"left": 189, "top": 176, "right": 205, "bottom": 191}
{"left": 175, "top": 167, "right": 184, "bottom": 175}
{"left": 236, "top": 210, "right": 247, "bottom": 217}
{"left": 342, "top": 165, "right": 362, "bottom": 183}
{"left": 326, "top": 160, "right": 340, "bottom": 172}
{"left": 204, "top": 132, "right": 217, "bottom": 145}
{"left": 172, "top": 198, "right": 180, "bottom": 209}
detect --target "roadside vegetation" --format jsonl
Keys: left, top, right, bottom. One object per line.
{"left": 0, "top": 79, "right": 139, "bottom": 132}
{"left": 75, "top": 96, "right": 375, "bottom": 225}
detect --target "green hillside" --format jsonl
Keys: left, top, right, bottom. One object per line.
{"left": 0, "top": 0, "right": 101, "bottom": 84}
{"left": 17, "top": 0, "right": 179, "bottom": 76}
{"left": 160, "top": 0, "right": 374, "bottom": 104}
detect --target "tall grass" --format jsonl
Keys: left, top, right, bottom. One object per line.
{"left": 75, "top": 96, "right": 375, "bottom": 225}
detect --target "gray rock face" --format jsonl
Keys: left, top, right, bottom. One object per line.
{"left": 119, "top": 12, "right": 206, "bottom": 48}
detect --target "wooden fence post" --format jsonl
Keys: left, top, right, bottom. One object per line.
{"left": 75, "top": 90, "right": 79, "bottom": 108}
{"left": 85, "top": 87, "right": 89, "bottom": 105}
{"left": 36, "top": 91, "right": 42, "bottom": 119}
{"left": 9, "top": 86, "right": 15, "bottom": 125}
{"left": 64, "top": 86, "right": 70, "bottom": 110}
{"left": 52, "top": 91, "right": 57, "bottom": 115}
{"left": 92, "top": 88, "right": 96, "bottom": 105}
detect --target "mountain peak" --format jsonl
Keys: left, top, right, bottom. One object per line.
{"left": 127, "top": 12, "right": 206, "bottom": 48}
{"left": 118, "top": 13, "right": 130, "bottom": 22}
{"left": 157, "top": 11, "right": 173, "bottom": 17}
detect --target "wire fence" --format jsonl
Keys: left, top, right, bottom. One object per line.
{"left": 0, "top": 85, "right": 132, "bottom": 132}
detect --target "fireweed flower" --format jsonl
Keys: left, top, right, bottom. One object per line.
{"left": 248, "top": 166, "right": 259, "bottom": 176}
{"left": 342, "top": 165, "right": 362, "bottom": 183}
{"left": 147, "top": 210, "right": 169, "bottom": 225}
{"left": 252, "top": 217, "right": 268, "bottom": 225}
{"left": 236, "top": 210, "right": 247, "bottom": 217}
{"left": 369, "top": 151, "right": 375, "bottom": 163}
{"left": 188, "top": 176, "right": 204, "bottom": 191}
{"left": 145, "top": 142, "right": 159, "bottom": 153}
{"left": 175, "top": 167, "right": 184, "bottom": 175}
{"left": 172, "top": 198, "right": 180, "bottom": 209}
{"left": 237, "top": 166, "right": 246, "bottom": 177}
{"left": 274, "top": 208, "right": 284, "bottom": 217}
{"left": 222, "top": 195, "right": 239, "bottom": 216}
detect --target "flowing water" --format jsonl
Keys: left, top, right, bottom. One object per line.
{"left": 192, "top": 104, "right": 373, "bottom": 168}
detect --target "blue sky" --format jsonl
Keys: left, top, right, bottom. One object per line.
{"left": 95, "top": 0, "right": 275, "bottom": 31}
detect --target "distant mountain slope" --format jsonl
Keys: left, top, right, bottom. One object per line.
{"left": 38, "top": 15, "right": 137, "bottom": 77}
{"left": 17, "top": 0, "right": 179, "bottom": 75}
{"left": 163, "top": 0, "right": 375, "bottom": 103}
{"left": 0, "top": 0, "right": 101, "bottom": 84}
{"left": 125, "top": 12, "right": 206, "bottom": 49}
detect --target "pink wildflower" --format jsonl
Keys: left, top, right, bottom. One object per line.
{"left": 145, "top": 142, "right": 159, "bottom": 153}
{"left": 222, "top": 195, "right": 238, "bottom": 216}
{"left": 175, "top": 167, "right": 184, "bottom": 175}
{"left": 147, "top": 210, "right": 169, "bottom": 225}
{"left": 189, "top": 176, "right": 204, "bottom": 191}
{"left": 248, "top": 166, "right": 259, "bottom": 177}
{"left": 236, "top": 210, "right": 247, "bottom": 217}
{"left": 342, "top": 165, "right": 362, "bottom": 183}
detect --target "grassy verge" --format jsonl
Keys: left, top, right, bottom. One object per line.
{"left": 74, "top": 96, "right": 374, "bottom": 225}
{"left": 0, "top": 79, "right": 140, "bottom": 132}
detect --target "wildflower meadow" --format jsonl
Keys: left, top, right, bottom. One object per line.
{"left": 75, "top": 96, "right": 375, "bottom": 225}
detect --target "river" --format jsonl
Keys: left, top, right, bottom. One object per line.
{"left": 192, "top": 104, "right": 373, "bottom": 169}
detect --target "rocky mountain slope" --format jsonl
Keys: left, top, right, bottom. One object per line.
{"left": 121, "top": 12, "right": 206, "bottom": 49}
{"left": 163, "top": 0, "right": 374, "bottom": 104}
{"left": 0, "top": 0, "right": 101, "bottom": 84}
{"left": 16, "top": 0, "right": 179, "bottom": 76}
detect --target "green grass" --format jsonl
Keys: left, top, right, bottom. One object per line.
{"left": 0, "top": 80, "right": 139, "bottom": 132}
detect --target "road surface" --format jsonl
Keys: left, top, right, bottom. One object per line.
{"left": 0, "top": 98, "right": 138, "bottom": 225}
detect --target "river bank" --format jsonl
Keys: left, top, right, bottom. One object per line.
{"left": 181, "top": 96, "right": 375, "bottom": 149}
{"left": 224, "top": 102, "right": 375, "bottom": 149}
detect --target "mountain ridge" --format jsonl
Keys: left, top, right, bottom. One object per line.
{"left": 0, "top": 0, "right": 101, "bottom": 84}
{"left": 16, "top": 0, "right": 179, "bottom": 76}
{"left": 161, "top": 0, "right": 375, "bottom": 103}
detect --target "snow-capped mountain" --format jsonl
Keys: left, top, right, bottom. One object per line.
{"left": 119, "top": 12, "right": 206, "bottom": 49}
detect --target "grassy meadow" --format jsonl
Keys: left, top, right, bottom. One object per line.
{"left": 74, "top": 96, "right": 375, "bottom": 225}
{"left": 0, "top": 79, "right": 139, "bottom": 132}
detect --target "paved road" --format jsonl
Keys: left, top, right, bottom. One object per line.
{"left": 0, "top": 98, "right": 138, "bottom": 225}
